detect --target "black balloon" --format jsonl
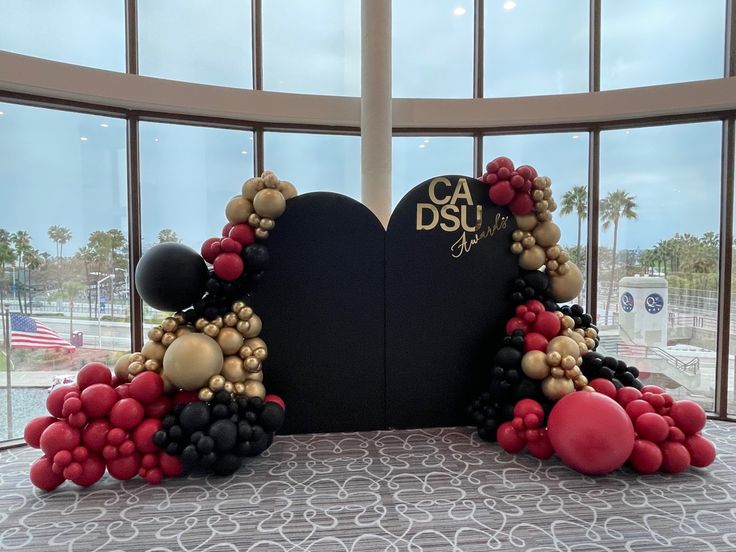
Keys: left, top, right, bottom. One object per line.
{"left": 180, "top": 402, "right": 211, "bottom": 432}
{"left": 260, "top": 403, "right": 285, "bottom": 432}
{"left": 209, "top": 419, "right": 237, "bottom": 452}
{"left": 135, "top": 243, "right": 209, "bottom": 311}
{"left": 243, "top": 244, "right": 270, "bottom": 272}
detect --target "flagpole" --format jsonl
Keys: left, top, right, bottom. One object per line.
{"left": 2, "top": 308, "right": 12, "bottom": 439}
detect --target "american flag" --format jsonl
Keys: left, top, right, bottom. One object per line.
{"left": 9, "top": 313, "right": 75, "bottom": 351}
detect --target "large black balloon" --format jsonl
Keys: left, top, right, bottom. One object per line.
{"left": 135, "top": 243, "right": 208, "bottom": 311}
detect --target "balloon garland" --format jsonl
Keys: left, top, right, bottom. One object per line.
{"left": 470, "top": 156, "right": 717, "bottom": 475}
{"left": 23, "top": 171, "right": 294, "bottom": 490}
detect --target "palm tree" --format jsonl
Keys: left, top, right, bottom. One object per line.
{"left": 0, "top": 240, "right": 16, "bottom": 321}
{"left": 48, "top": 225, "right": 72, "bottom": 260}
{"left": 601, "top": 190, "right": 638, "bottom": 322}
{"left": 54, "top": 280, "right": 85, "bottom": 339}
{"left": 560, "top": 185, "right": 588, "bottom": 265}
{"left": 11, "top": 231, "right": 32, "bottom": 313}
{"left": 157, "top": 229, "right": 181, "bottom": 243}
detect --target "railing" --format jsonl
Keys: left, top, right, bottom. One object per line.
{"left": 600, "top": 336, "right": 700, "bottom": 377}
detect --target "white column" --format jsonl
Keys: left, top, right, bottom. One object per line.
{"left": 361, "top": 0, "right": 392, "bottom": 226}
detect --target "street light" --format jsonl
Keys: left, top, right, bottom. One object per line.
{"left": 95, "top": 273, "right": 115, "bottom": 348}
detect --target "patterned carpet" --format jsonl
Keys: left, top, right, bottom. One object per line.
{"left": 0, "top": 423, "right": 735, "bottom": 552}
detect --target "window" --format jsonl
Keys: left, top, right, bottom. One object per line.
{"left": 0, "top": 102, "right": 128, "bottom": 440}
{"left": 262, "top": 0, "right": 360, "bottom": 96}
{"left": 483, "top": 132, "right": 590, "bottom": 304}
{"left": 392, "top": 136, "right": 474, "bottom": 208}
{"left": 484, "top": 0, "right": 588, "bottom": 97}
{"left": 392, "top": 0, "right": 474, "bottom": 98}
{"left": 264, "top": 132, "right": 361, "bottom": 200}
{"left": 0, "top": 0, "right": 125, "bottom": 71}
{"left": 138, "top": 0, "right": 253, "bottom": 88}
{"left": 599, "top": 122, "right": 722, "bottom": 411}
{"left": 601, "top": 0, "right": 726, "bottom": 90}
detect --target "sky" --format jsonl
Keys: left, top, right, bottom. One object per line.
{"left": 0, "top": 0, "right": 729, "bottom": 256}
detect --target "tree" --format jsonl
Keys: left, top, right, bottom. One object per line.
{"left": 85, "top": 230, "right": 128, "bottom": 318}
{"left": 11, "top": 231, "right": 32, "bottom": 313}
{"left": 559, "top": 185, "right": 588, "bottom": 267}
{"left": 157, "top": 229, "right": 181, "bottom": 244}
{"left": 53, "top": 280, "right": 85, "bottom": 339}
{"left": 0, "top": 235, "right": 16, "bottom": 321}
{"left": 47, "top": 225, "right": 72, "bottom": 260}
{"left": 601, "top": 190, "right": 638, "bottom": 321}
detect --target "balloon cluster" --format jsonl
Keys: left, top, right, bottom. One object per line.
{"left": 471, "top": 155, "right": 717, "bottom": 477}
{"left": 152, "top": 392, "right": 285, "bottom": 476}
{"left": 24, "top": 363, "right": 183, "bottom": 491}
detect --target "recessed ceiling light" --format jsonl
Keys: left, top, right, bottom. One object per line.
{"left": 503, "top": 1, "right": 517, "bottom": 10}
{"left": 80, "top": 136, "right": 88, "bottom": 141}
{"left": 100, "top": 123, "right": 109, "bottom": 128}
{"left": 453, "top": 6, "right": 466, "bottom": 16}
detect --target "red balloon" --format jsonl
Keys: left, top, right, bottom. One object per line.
{"left": 145, "top": 467, "right": 164, "bottom": 485}
{"left": 668, "top": 426, "right": 686, "bottom": 443}
{"left": 158, "top": 452, "right": 184, "bottom": 477}
{"left": 505, "top": 317, "right": 528, "bottom": 336}
{"left": 527, "top": 300, "right": 545, "bottom": 314}
{"left": 523, "top": 332, "right": 548, "bottom": 353}
{"left": 635, "top": 413, "right": 669, "bottom": 443}
{"left": 513, "top": 399, "right": 544, "bottom": 420}
{"left": 509, "top": 193, "right": 534, "bottom": 216}
{"left": 532, "top": 311, "right": 561, "bottom": 339}
{"left": 517, "top": 164, "right": 538, "bottom": 180}
{"left": 53, "top": 450, "right": 73, "bottom": 469}
{"left": 641, "top": 385, "right": 664, "bottom": 394}
{"left": 77, "top": 362, "right": 112, "bottom": 390}
{"left": 24, "top": 416, "right": 57, "bottom": 448}
{"left": 107, "top": 427, "right": 127, "bottom": 446}
{"left": 133, "top": 419, "right": 163, "bottom": 454}
{"left": 46, "top": 384, "right": 79, "bottom": 418}
{"left": 115, "top": 383, "right": 131, "bottom": 400}
{"left": 684, "top": 434, "right": 716, "bottom": 468}
{"left": 221, "top": 222, "right": 234, "bottom": 237}
{"left": 616, "top": 387, "right": 642, "bottom": 407}
{"left": 30, "top": 456, "right": 66, "bottom": 491}
{"left": 61, "top": 396, "right": 82, "bottom": 416}
{"left": 213, "top": 252, "right": 244, "bottom": 281}
{"left": 107, "top": 453, "right": 141, "bottom": 480}
{"left": 40, "top": 421, "right": 81, "bottom": 458}
{"left": 497, "top": 166, "right": 512, "bottom": 180}
{"left": 71, "top": 455, "right": 105, "bottom": 487}
{"left": 527, "top": 434, "right": 554, "bottom": 459}
{"left": 629, "top": 439, "right": 663, "bottom": 474}
{"left": 625, "top": 399, "right": 655, "bottom": 422}
{"left": 547, "top": 392, "right": 635, "bottom": 475}
{"left": 110, "top": 398, "right": 145, "bottom": 430}
{"left": 497, "top": 422, "right": 526, "bottom": 453}
{"left": 660, "top": 441, "right": 691, "bottom": 473}
{"left": 145, "top": 395, "right": 172, "bottom": 419}
{"left": 82, "top": 420, "right": 111, "bottom": 453}
{"left": 142, "top": 453, "right": 158, "bottom": 469}
{"left": 67, "top": 411, "right": 88, "bottom": 428}
{"left": 264, "top": 394, "right": 286, "bottom": 410}
{"left": 201, "top": 237, "right": 220, "bottom": 263}
{"left": 81, "top": 383, "right": 119, "bottom": 418}
{"left": 489, "top": 181, "right": 514, "bottom": 205}
{"left": 485, "top": 173, "right": 498, "bottom": 185}
{"left": 510, "top": 174, "right": 525, "bottom": 189}
{"left": 63, "top": 462, "right": 83, "bottom": 481}
{"left": 220, "top": 237, "right": 242, "bottom": 254}
{"left": 172, "top": 390, "right": 200, "bottom": 405}
{"left": 669, "top": 400, "right": 706, "bottom": 435}
{"left": 129, "top": 371, "right": 164, "bottom": 405}
{"left": 589, "top": 378, "right": 617, "bottom": 399}
{"left": 229, "top": 224, "right": 256, "bottom": 246}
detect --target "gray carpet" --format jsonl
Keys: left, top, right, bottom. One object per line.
{"left": 0, "top": 423, "right": 735, "bottom": 551}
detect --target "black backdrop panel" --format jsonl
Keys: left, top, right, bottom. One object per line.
{"left": 253, "top": 192, "right": 386, "bottom": 434}
{"left": 385, "top": 176, "right": 518, "bottom": 429}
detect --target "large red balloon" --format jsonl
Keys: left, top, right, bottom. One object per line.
{"left": 30, "top": 456, "right": 66, "bottom": 491}
{"left": 129, "top": 371, "right": 164, "bottom": 405}
{"left": 107, "top": 453, "right": 141, "bottom": 480}
{"left": 46, "top": 384, "right": 78, "bottom": 418}
{"left": 133, "top": 419, "right": 163, "bottom": 454}
{"left": 547, "top": 392, "right": 635, "bottom": 475}
{"left": 669, "top": 400, "right": 706, "bottom": 435}
{"left": 685, "top": 434, "right": 716, "bottom": 468}
{"left": 81, "top": 383, "right": 119, "bottom": 418}
{"left": 110, "top": 398, "right": 145, "bottom": 430}
{"left": 24, "top": 416, "right": 57, "bottom": 448}
{"left": 71, "top": 455, "right": 105, "bottom": 487}
{"left": 39, "top": 421, "right": 81, "bottom": 458}
{"left": 77, "top": 362, "right": 112, "bottom": 390}
{"left": 82, "top": 420, "right": 112, "bottom": 453}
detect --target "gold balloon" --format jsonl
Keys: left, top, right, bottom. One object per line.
{"left": 162, "top": 333, "right": 224, "bottom": 391}
{"left": 248, "top": 213, "right": 261, "bottom": 227}
{"left": 236, "top": 320, "right": 251, "bottom": 335}
{"left": 217, "top": 327, "right": 244, "bottom": 356}
{"left": 222, "top": 355, "right": 246, "bottom": 382}
{"left": 547, "top": 336, "right": 580, "bottom": 359}
{"left": 512, "top": 230, "right": 524, "bottom": 242}
{"left": 521, "top": 236, "right": 536, "bottom": 249}
{"left": 255, "top": 228, "right": 270, "bottom": 240}
{"left": 532, "top": 222, "right": 561, "bottom": 248}
{"left": 223, "top": 382, "right": 235, "bottom": 394}
{"left": 515, "top": 214, "right": 538, "bottom": 232}
{"left": 542, "top": 376, "right": 575, "bottom": 401}
{"left": 584, "top": 337, "right": 596, "bottom": 349}
{"left": 510, "top": 242, "right": 523, "bottom": 255}
{"left": 244, "top": 356, "right": 261, "bottom": 372}
{"left": 259, "top": 218, "right": 276, "bottom": 230}
{"left": 199, "top": 388, "right": 214, "bottom": 401}
{"left": 546, "top": 260, "right": 559, "bottom": 272}
{"left": 161, "top": 376, "right": 174, "bottom": 393}
{"left": 242, "top": 177, "right": 262, "bottom": 200}
{"left": 546, "top": 245, "right": 561, "bottom": 259}
{"left": 521, "top": 350, "right": 550, "bottom": 380}
{"left": 535, "top": 200, "right": 549, "bottom": 212}
{"left": 176, "top": 327, "right": 194, "bottom": 337}
{"left": 195, "top": 318, "right": 208, "bottom": 330}
{"left": 263, "top": 171, "right": 280, "bottom": 189}
{"left": 239, "top": 345, "right": 253, "bottom": 359}
{"left": 128, "top": 361, "right": 144, "bottom": 376}
{"left": 238, "top": 306, "right": 254, "bottom": 320}
{"left": 212, "top": 316, "right": 223, "bottom": 328}
{"left": 245, "top": 370, "right": 263, "bottom": 382}
{"left": 561, "top": 315, "right": 575, "bottom": 329}
{"left": 223, "top": 312, "right": 238, "bottom": 327}
{"left": 549, "top": 261, "right": 583, "bottom": 302}
{"left": 546, "top": 351, "right": 562, "bottom": 366}
{"left": 234, "top": 382, "right": 246, "bottom": 395}
{"left": 519, "top": 245, "right": 546, "bottom": 270}
{"left": 144, "top": 359, "right": 160, "bottom": 372}
{"left": 243, "top": 381, "right": 266, "bottom": 399}
{"left": 543, "top": 188, "right": 552, "bottom": 200}
{"left": 558, "top": 251, "right": 570, "bottom": 264}
{"left": 174, "top": 312, "right": 187, "bottom": 325}
{"left": 161, "top": 317, "right": 178, "bottom": 333}
{"left": 148, "top": 327, "right": 164, "bottom": 342}
{"left": 141, "top": 340, "right": 166, "bottom": 362}
{"left": 244, "top": 314, "right": 262, "bottom": 338}
{"left": 532, "top": 189, "right": 544, "bottom": 201}
{"left": 161, "top": 332, "right": 177, "bottom": 347}
{"left": 537, "top": 211, "right": 552, "bottom": 222}
{"left": 209, "top": 374, "right": 226, "bottom": 391}
{"left": 225, "top": 196, "right": 254, "bottom": 224}
{"left": 114, "top": 353, "right": 131, "bottom": 380}
{"left": 232, "top": 301, "right": 246, "bottom": 313}
{"left": 279, "top": 181, "right": 298, "bottom": 200}
{"left": 533, "top": 177, "right": 546, "bottom": 189}
{"left": 550, "top": 366, "right": 565, "bottom": 378}
{"left": 130, "top": 352, "right": 145, "bottom": 364}
{"left": 253, "top": 348, "right": 268, "bottom": 362}
{"left": 561, "top": 355, "right": 577, "bottom": 370}
{"left": 557, "top": 262, "right": 570, "bottom": 275}
{"left": 253, "top": 189, "right": 286, "bottom": 219}
{"left": 203, "top": 324, "right": 220, "bottom": 338}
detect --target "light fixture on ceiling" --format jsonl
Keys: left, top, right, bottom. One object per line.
{"left": 80, "top": 136, "right": 88, "bottom": 141}
{"left": 453, "top": 6, "right": 466, "bottom": 16}
{"left": 503, "top": 1, "right": 517, "bottom": 11}
{"left": 100, "top": 123, "right": 109, "bottom": 128}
